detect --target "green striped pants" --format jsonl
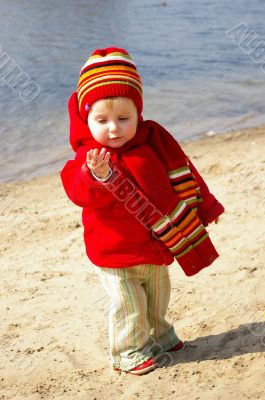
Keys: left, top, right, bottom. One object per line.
{"left": 93, "top": 264, "right": 181, "bottom": 371}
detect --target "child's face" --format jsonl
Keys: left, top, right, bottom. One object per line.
{"left": 87, "top": 97, "right": 138, "bottom": 148}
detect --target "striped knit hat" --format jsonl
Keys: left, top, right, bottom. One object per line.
{"left": 77, "top": 47, "right": 143, "bottom": 121}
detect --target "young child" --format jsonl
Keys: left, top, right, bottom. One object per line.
{"left": 60, "top": 47, "right": 224, "bottom": 375}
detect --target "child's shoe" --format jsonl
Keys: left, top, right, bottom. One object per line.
{"left": 114, "top": 358, "right": 158, "bottom": 375}
{"left": 168, "top": 340, "right": 186, "bottom": 352}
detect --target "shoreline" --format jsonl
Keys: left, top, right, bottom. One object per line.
{"left": 1, "top": 123, "right": 265, "bottom": 399}
{"left": 2, "top": 122, "right": 265, "bottom": 186}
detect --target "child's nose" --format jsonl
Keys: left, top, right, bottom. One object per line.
{"left": 108, "top": 121, "right": 119, "bottom": 134}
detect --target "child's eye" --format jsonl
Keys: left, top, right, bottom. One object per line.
{"left": 97, "top": 119, "right": 107, "bottom": 123}
{"left": 119, "top": 117, "right": 129, "bottom": 121}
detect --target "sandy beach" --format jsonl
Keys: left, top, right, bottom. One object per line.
{"left": 1, "top": 125, "right": 265, "bottom": 400}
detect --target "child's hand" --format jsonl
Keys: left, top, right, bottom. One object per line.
{"left": 214, "top": 217, "right": 220, "bottom": 224}
{"left": 86, "top": 148, "right": 111, "bottom": 179}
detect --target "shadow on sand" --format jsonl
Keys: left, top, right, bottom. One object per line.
{"left": 156, "top": 321, "right": 265, "bottom": 368}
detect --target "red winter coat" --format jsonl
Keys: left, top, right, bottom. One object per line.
{"left": 60, "top": 145, "right": 224, "bottom": 269}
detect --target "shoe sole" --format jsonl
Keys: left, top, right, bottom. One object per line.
{"left": 115, "top": 362, "right": 158, "bottom": 375}
{"left": 129, "top": 362, "right": 158, "bottom": 375}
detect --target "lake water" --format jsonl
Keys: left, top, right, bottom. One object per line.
{"left": 1, "top": 0, "right": 265, "bottom": 182}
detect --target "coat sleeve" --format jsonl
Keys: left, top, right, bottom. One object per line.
{"left": 60, "top": 146, "right": 119, "bottom": 208}
{"left": 187, "top": 158, "right": 225, "bottom": 226}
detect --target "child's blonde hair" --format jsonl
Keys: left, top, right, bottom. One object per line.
{"left": 105, "top": 97, "right": 125, "bottom": 110}
{"left": 90, "top": 97, "right": 136, "bottom": 112}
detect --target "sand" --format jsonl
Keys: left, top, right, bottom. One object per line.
{"left": 1, "top": 125, "right": 265, "bottom": 400}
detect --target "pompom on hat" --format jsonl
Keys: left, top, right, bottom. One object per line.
{"left": 77, "top": 47, "right": 143, "bottom": 122}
